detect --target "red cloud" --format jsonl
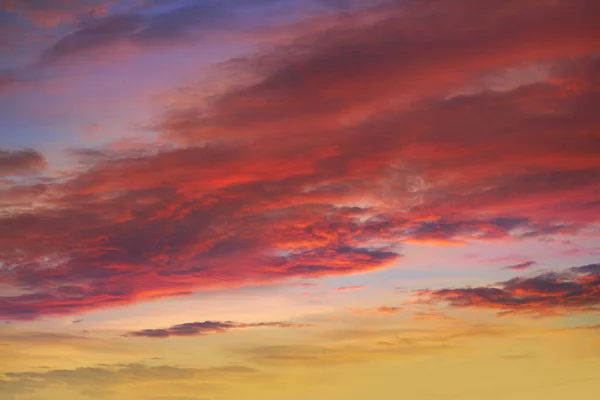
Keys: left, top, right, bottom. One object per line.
{"left": 1, "top": 0, "right": 599, "bottom": 319}
{"left": 416, "top": 264, "right": 600, "bottom": 317}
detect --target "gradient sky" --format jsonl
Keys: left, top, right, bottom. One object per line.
{"left": 1, "top": 0, "right": 599, "bottom": 399}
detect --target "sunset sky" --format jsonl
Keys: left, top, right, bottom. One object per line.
{"left": 1, "top": 0, "right": 599, "bottom": 399}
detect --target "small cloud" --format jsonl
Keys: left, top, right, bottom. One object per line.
{"left": 335, "top": 285, "right": 367, "bottom": 293}
{"left": 415, "top": 263, "right": 600, "bottom": 317}
{"left": 125, "top": 320, "right": 313, "bottom": 339}
{"left": 0, "top": 148, "right": 47, "bottom": 177}
{"left": 504, "top": 261, "right": 537, "bottom": 271}
{"left": 376, "top": 306, "right": 403, "bottom": 315}
{"left": 502, "top": 353, "right": 536, "bottom": 360}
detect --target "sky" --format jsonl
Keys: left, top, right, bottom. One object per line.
{"left": 0, "top": 0, "right": 599, "bottom": 399}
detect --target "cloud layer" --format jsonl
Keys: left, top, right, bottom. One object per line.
{"left": 0, "top": 0, "right": 599, "bottom": 319}
{"left": 0, "top": 362, "right": 255, "bottom": 399}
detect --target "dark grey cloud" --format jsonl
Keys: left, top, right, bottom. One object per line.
{"left": 126, "top": 320, "right": 312, "bottom": 338}
{"left": 418, "top": 263, "right": 600, "bottom": 317}
{"left": 570, "top": 263, "right": 600, "bottom": 274}
{"left": 504, "top": 261, "right": 537, "bottom": 271}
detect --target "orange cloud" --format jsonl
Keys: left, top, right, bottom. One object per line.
{"left": 411, "top": 311, "right": 457, "bottom": 321}
{"left": 347, "top": 305, "right": 403, "bottom": 316}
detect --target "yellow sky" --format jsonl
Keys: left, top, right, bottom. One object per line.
{"left": 2, "top": 307, "right": 599, "bottom": 400}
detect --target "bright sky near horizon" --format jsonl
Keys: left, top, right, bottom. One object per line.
{"left": 1, "top": 1, "right": 599, "bottom": 399}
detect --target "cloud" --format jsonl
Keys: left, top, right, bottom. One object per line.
{"left": 351, "top": 305, "right": 403, "bottom": 316}
{"left": 34, "top": 0, "right": 369, "bottom": 65}
{"left": 502, "top": 353, "right": 536, "bottom": 361}
{"left": 334, "top": 285, "right": 367, "bottom": 292}
{"left": 0, "top": 362, "right": 255, "bottom": 399}
{"left": 1, "top": 0, "right": 599, "bottom": 319}
{"left": 0, "top": 329, "right": 147, "bottom": 374}
{"left": 125, "top": 320, "right": 312, "bottom": 339}
{"left": 560, "top": 324, "right": 600, "bottom": 332}
{"left": 416, "top": 263, "right": 600, "bottom": 317}
{"left": 411, "top": 311, "right": 456, "bottom": 321}
{"left": 1, "top": 0, "right": 109, "bottom": 28}
{"left": 504, "top": 261, "right": 538, "bottom": 271}
{"left": 39, "top": 3, "right": 236, "bottom": 64}
{"left": 376, "top": 306, "right": 403, "bottom": 315}
{"left": 243, "top": 323, "right": 514, "bottom": 366}
{"left": 165, "top": 0, "right": 600, "bottom": 141}
{"left": 147, "top": 397, "right": 209, "bottom": 400}
{"left": 0, "top": 148, "right": 47, "bottom": 177}
{"left": 571, "top": 263, "right": 600, "bottom": 274}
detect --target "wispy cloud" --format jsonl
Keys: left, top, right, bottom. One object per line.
{"left": 504, "top": 261, "right": 538, "bottom": 271}
{"left": 0, "top": 362, "right": 255, "bottom": 399}
{"left": 376, "top": 306, "right": 403, "bottom": 315}
{"left": 125, "top": 320, "right": 313, "bottom": 338}
{"left": 416, "top": 263, "right": 600, "bottom": 317}
{"left": 1, "top": 0, "right": 109, "bottom": 28}
{"left": 334, "top": 285, "right": 367, "bottom": 293}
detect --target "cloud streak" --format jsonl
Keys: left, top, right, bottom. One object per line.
{"left": 376, "top": 306, "right": 403, "bottom": 315}
{"left": 334, "top": 285, "right": 367, "bottom": 292}
{"left": 504, "top": 261, "right": 538, "bottom": 271}
{"left": 125, "top": 320, "right": 313, "bottom": 338}
{"left": 0, "top": 362, "right": 255, "bottom": 399}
